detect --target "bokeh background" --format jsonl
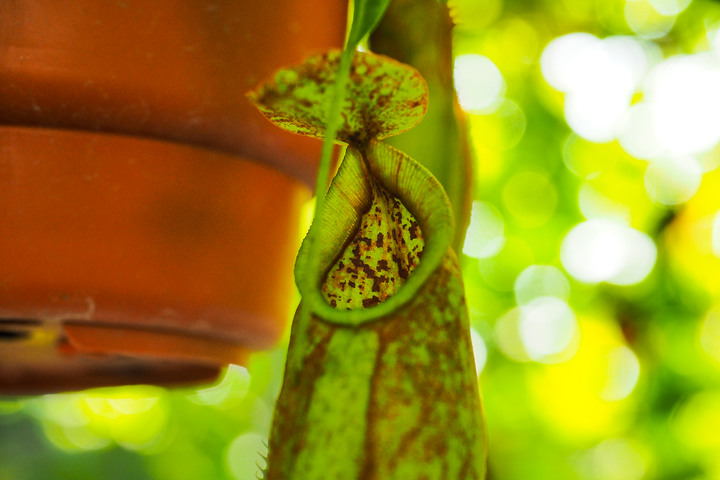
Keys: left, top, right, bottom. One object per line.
{"left": 4, "top": 0, "right": 720, "bottom": 478}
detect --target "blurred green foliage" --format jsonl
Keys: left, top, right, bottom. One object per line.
{"left": 4, "top": 0, "right": 720, "bottom": 479}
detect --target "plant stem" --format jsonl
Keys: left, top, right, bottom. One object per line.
{"left": 306, "top": 48, "right": 355, "bottom": 285}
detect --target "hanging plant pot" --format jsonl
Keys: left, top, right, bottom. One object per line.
{"left": 0, "top": 0, "right": 346, "bottom": 394}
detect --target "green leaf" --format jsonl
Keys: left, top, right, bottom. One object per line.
{"left": 346, "top": 0, "right": 393, "bottom": 49}
{"left": 247, "top": 51, "right": 428, "bottom": 145}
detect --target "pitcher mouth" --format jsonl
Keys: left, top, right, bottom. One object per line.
{"left": 296, "top": 140, "right": 455, "bottom": 327}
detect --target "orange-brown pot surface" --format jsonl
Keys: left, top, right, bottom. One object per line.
{"left": 0, "top": 0, "right": 346, "bottom": 183}
{"left": 0, "top": 1, "right": 346, "bottom": 393}
{"left": 0, "top": 126, "right": 308, "bottom": 393}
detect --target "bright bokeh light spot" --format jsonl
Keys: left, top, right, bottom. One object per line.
{"left": 190, "top": 364, "right": 251, "bottom": 408}
{"left": 541, "top": 33, "right": 599, "bottom": 93}
{"left": 561, "top": 221, "right": 626, "bottom": 283}
{"left": 645, "top": 53, "right": 720, "bottom": 155}
{"left": 493, "top": 100, "right": 527, "bottom": 150}
{"left": 31, "top": 387, "right": 168, "bottom": 453}
{"left": 527, "top": 316, "right": 638, "bottom": 441}
{"left": 32, "top": 395, "right": 110, "bottom": 452}
{"left": 83, "top": 390, "right": 167, "bottom": 451}
{"left": 34, "top": 395, "right": 90, "bottom": 428}
{"left": 701, "top": 144, "right": 720, "bottom": 172}
{"left": 587, "top": 36, "right": 650, "bottom": 94}
{"left": 495, "top": 307, "right": 531, "bottom": 362}
{"left": 713, "top": 212, "right": 720, "bottom": 258}
{"left": 514, "top": 265, "right": 571, "bottom": 305}
{"left": 649, "top": 0, "right": 691, "bottom": 15}
{"left": 700, "top": 307, "right": 720, "bottom": 362}
{"left": 563, "top": 133, "right": 607, "bottom": 179}
{"left": 578, "top": 183, "right": 632, "bottom": 222}
{"left": 502, "top": 170, "right": 558, "bottom": 227}
{"left": 40, "top": 422, "right": 111, "bottom": 452}
{"left": 601, "top": 346, "right": 641, "bottom": 401}
{"left": 594, "top": 439, "right": 647, "bottom": 480}
{"left": 519, "top": 297, "right": 579, "bottom": 363}
{"left": 83, "top": 386, "right": 162, "bottom": 415}
{"left": 226, "top": 432, "right": 267, "bottom": 480}
{"left": 470, "top": 327, "right": 488, "bottom": 375}
{"left": 107, "top": 396, "right": 159, "bottom": 415}
{"left": 625, "top": 0, "right": 676, "bottom": 39}
{"left": 711, "top": 26, "right": 720, "bottom": 56}
{"left": 618, "top": 103, "right": 664, "bottom": 160}
{"left": 644, "top": 156, "right": 703, "bottom": 205}
{"left": 495, "top": 298, "right": 578, "bottom": 364}
{"left": 575, "top": 438, "right": 648, "bottom": 480}
{"left": 564, "top": 91, "right": 629, "bottom": 143}
{"left": 542, "top": 34, "right": 650, "bottom": 142}
{"left": 561, "top": 219, "right": 656, "bottom": 285}
{"left": 463, "top": 201, "right": 505, "bottom": 259}
{"left": 454, "top": 54, "right": 506, "bottom": 112}
{"left": 82, "top": 397, "right": 120, "bottom": 420}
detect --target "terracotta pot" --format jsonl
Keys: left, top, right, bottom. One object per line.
{"left": 0, "top": 1, "right": 346, "bottom": 394}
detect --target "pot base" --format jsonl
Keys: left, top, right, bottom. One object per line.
{"left": 0, "top": 318, "right": 226, "bottom": 395}
{"left": 0, "top": 126, "right": 308, "bottom": 394}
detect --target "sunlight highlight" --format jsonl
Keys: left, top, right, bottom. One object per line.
{"left": 713, "top": 212, "right": 720, "bottom": 258}
{"left": 575, "top": 438, "right": 648, "bottom": 480}
{"left": 645, "top": 53, "right": 720, "bottom": 156}
{"left": 470, "top": 327, "right": 488, "bottom": 375}
{"left": 561, "top": 219, "right": 656, "bottom": 285}
{"left": 30, "top": 387, "right": 168, "bottom": 453}
{"left": 84, "top": 394, "right": 159, "bottom": 419}
{"left": 190, "top": 364, "right": 251, "bottom": 408}
{"left": 618, "top": 103, "right": 664, "bottom": 160}
{"left": 519, "top": 297, "right": 579, "bottom": 363}
{"left": 578, "top": 183, "right": 632, "bottom": 222}
{"left": 541, "top": 33, "right": 598, "bottom": 93}
{"left": 711, "top": 25, "right": 720, "bottom": 55}
{"left": 601, "top": 346, "right": 641, "bottom": 401}
{"left": 644, "top": 156, "right": 703, "bottom": 205}
{"left": 495, "top": 307, "right": 530, "bottom": 362}
{"left": 463, "top": 200, "right": 505, "bottom": 259}
{"left": 700, "top": 307, "right": 720, "bottom": 362}
{"left": 541, "top": 34, "right": 650, "bottom": 142}
{"left": 625, "top": 0, "right": 676, "bottom": 39}
{"left": 495, "top": 297, "right": 579, "bottom": 364}
{"left": 514, "top": 265, "right": 571, "bottom": 305}
{"left": 454, "top": 54, "right": 506, "bottom": 113}
{"left": 40, "top": 422, "right": 111, "bottom": 453}
{"left": 649, "top": 0, "right": 691, "bottom": 15}
{"left": 527, "top": 316, "right": 639, "bottom": 441}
